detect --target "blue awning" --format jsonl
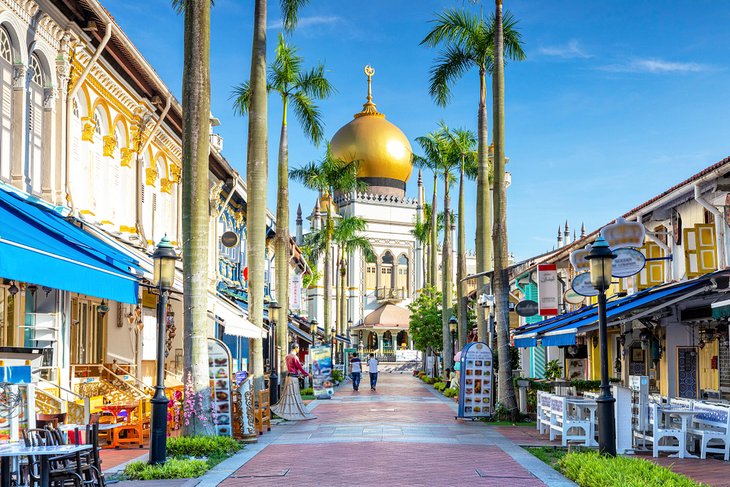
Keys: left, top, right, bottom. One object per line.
{"left": 514, "top": 279, "right": 712, "bottom": 348}
{"left": 0, "top": 187, "right": 139, "bottom": 303}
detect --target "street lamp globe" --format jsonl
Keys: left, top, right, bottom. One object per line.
{"left": 448, "top": 315, "right": 458, "bottom": 336}
{"left": 268, "top": 300, "right": 281, "bottom": 324}
{"left": 152, "top": 235, "right": 177, "bottom": 289}
{"left": 586, "top": 236, "right": 615, "bottom": 290}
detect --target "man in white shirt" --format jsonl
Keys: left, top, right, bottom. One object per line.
{"left": 367, "top": 353, "right": 379, "bottom": 391}
{"left": 350, "top": 353, "right": 362, "bottom": 391}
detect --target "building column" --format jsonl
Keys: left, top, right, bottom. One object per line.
{"left": 55, "top": 36, "right": 70, "bottom": 206}
{"left": 377, "top": 331, "right": 384, "bottom": 356}
{"left": 41, "top": 88, "right": 56, "bottom": 200}
{"left": 10, "top": 64, "right": 27, "bottom": 190}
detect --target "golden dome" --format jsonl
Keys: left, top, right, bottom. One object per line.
{"left": 330, "top": 66, "right": 413, "bottom": 193}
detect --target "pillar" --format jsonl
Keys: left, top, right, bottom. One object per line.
{"left": 10, "top": 64, "right": 27, "bottom": 190}
{"left": 41, "top": 87, "right": 56, "bottom": 200}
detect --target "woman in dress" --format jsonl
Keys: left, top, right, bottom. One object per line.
{"left": 271, "top": 344, "right": 316, "bottom": 420}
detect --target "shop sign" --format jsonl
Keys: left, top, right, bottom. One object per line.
{"left": 571, "top": 272, "right": 599, "bottom": 297}
{"left": 537, "top": 264, "right": 559, "bottom": 316}
{"left": 570, "top": 247, "right": 591, "bottom": 273}
{"left": 611, "top": 247, "right": 646, "bottom": 278}
{"left": 311, "top": 345, "right": 334, "bottom": 399}
{"left": 220, "top": 231, "right": 239, "bottom": 248}
{"left": 515, "top": 300, "right": 539, "bottom": 317}
{"left": 457, "top": 342, "right": 494, "bottom": 419}
{"left": 601, "top": 217, "right": 645, "bottom": 250}
{"left": 208, "top": 337, "right": 233, "bottom": 436}
{"left": 564, "top": 288, "right": 585, "bottom": 305}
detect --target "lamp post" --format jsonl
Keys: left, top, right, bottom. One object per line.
{"left": 309, "top": 319, "right": 318, "bottom": 388}
{"left": 585, "top": 236, "right": 617, "bottom": 456}
{"left": 149, "top": 236, "right": 177, "bottom": 465}
{"left": 330, "top": 329, "right": 336, "bottom": 376}
{"left": 268, "top": 300, "right": 281, "bottom": 405}
{"left": 449, "top": 315, "right": 458, "bottom": 358}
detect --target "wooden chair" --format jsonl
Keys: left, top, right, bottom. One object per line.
{"left": 254, "top": 389, "right": 271, "bottom": 435}
{"left": 36, "top": 412, "right": 67, "bottom": 429}
{"left": 112, "top": 404, "right": 144, "bottom": 449}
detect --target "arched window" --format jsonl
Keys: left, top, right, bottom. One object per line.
{"left": 0, "top": 27, "right": 13, "bottom": 181}
{"left": 26, "top": 53, "right": 44, "bottom": 193}
{"left": 91, "top": 107, "right": 106, "bottom": 219}
{"left": 380, "top": 251, "right": 394, "bottom": 290}
{"left": 114, "top": 121, "right": 132, "bottom": 227}
{"left": 396, "top": 254, "right": 409, "bottom": 294}
{"left": 365, "top": 252, "right": 377, "bottom": 291}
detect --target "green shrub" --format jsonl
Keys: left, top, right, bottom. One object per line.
{"left": 433, "top": 381, "right": 447, "bottom": 391}
{"left": 332, "top": 369, "right": 344, "bottom": 383}
{"left": 123, "top": 458, "right": 209, "bottom": 480}
{"left": 300, "top": 387, "right": 314, "bottom": 396}
{"left": 558, "top": 451, "right": 705, "bottom": 487}
{"left": 571, "top": 380, "right": 601, "bottom": 392}
{"left": 166, "top": 435, "right": 240, "bottom": 459}
{"left": 443, "top": 387, "right": 458, "bottom": 398}
{"left": 423, "top": 377, "right": 437, "bottom": 384}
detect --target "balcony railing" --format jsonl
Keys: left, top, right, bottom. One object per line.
{"left": 376, "top": 287, "right": 406, "bottom": 301}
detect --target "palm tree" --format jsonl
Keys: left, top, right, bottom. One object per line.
{"left": 421, "top": 7, "right": 525, "bottom": 345}
{"left": 172, "top": 0, "right": 214, "bottom": 436}
{"left": 290, "top": 147, "right": 364, "bottom": 338}
{"left": 233, "top": 33, "right": 334, "bottom": 376}
{"left": 445, "top": 128, "right": 477, "bottom": 351}
{"left": 411, "top": 203, "right": 444, "bottom": 290}
{"left": 492, "top": 0, "right": 518, "bottom": 416}
{"left": 244, "top": 0, "right": 310, "bottom": 391}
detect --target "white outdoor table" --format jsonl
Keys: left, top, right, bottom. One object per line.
{"left": 661, "top": 408, "right": 699, "bottom": 459}
{"left": 567, "top": 398, "right": 598, "bottom": 447}
{"left": 0, "top": 443, "right": 92, "bottom": 487}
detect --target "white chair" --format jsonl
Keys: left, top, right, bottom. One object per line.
{"left": 549, "top": 396, "right": 590, "bottom": 446}
{"left": 646, "top": 403, "right": 685, "bottom": 458}
{"left": 687, "top": 403, "right": 730, "bottom": 461}
{"left": 537, "top": 391, "right": 552, "bottom": 435}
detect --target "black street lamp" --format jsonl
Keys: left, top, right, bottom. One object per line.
{"left": 309, "top": 319, "right": 318, "bottom": 388}
{"left": 268, "top": 300, "right": 281, "bottom": 405}
{"left": 149, "top": 235, "right": 177, "bottom": 465}
{"left": 449, "top": 315, "right": 458, "bottom": 356}
{"left": 585, "top": 235, "right": 617, "bottom": 456}
{"left": 330, "top": 329, "right": 336, "bottom": 372}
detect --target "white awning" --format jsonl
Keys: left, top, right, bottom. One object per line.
{"left": 209, "top": 295, "right": 264, "bottom": 338}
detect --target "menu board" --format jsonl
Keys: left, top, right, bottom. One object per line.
{"left": 457, "top": 342, "right": 494, "bottom": 419}
{"left": 208, "top": 338, "right": 233, "bottom": 436}
{"left": 310, "top": 345, "right": 334, "bottom": 399}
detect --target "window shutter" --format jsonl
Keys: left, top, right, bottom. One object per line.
{"left": 696, "top": 224, "right": 717, "bottom": 274}
{"left": 0, "top": 64, "right": 11, "bottom": 180}
{"left": 684, "top": 227, "right": 700, "bottom": 277}
{"left": 638, "top": 242, "right": 664, "bottom": 289}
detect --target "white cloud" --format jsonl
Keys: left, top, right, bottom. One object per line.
{"left": 538, "top": 40, "right": 591, "bottom": 59}
{"left": 268, "top": 15, "right": 342, "bottom": 30}
{"left": 598, "top": 58, "right": 712, "bottom": 73}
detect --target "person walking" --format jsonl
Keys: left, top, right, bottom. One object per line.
{"left": 350, "top": 353, "right": 362, "bottom": 391}
{"left": 367, "top": 353, "right": 379, "bottom": 391}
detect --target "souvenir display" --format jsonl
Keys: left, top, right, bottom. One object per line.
{"left": 457, "top": 342, "right": 494, "bottom": 419}
{"left": 208, "top": 338, "right": 233, "bottom": 435}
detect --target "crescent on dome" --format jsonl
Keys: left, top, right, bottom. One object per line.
{"left": 364, "top": 65, "right": 375, "bottom": 78}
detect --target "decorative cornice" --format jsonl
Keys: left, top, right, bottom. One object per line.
{"left": 160, "top": 178, "right": 172, "bottom": 194}
{"left": 120, "top": 148, "right": 134, "bottom": 167}
{"left": 103, "top": 135, "right": 117, "bottom": 157}
{"left": 5, "top": 0, "right": 64, "bottom": 49}
{"left": 169, "top": 163, "right": 181, "bottom": 183}
{"left": 145, "top": 166, "right": 158, "bottom": 186}
{"left": 81, "top": 117, "right": 96, "bottom": 142}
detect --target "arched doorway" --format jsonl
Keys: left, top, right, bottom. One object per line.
{"left": 366, "top": 331, "right": 378, "bottom": 350}
{"left": 396, "top": 330, "right": 409, "bottom": 349}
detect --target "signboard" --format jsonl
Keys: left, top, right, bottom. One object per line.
{"left": 611, "top": 247, "right": 646, "bottom": 278}
{"left": 564, "top": 288, "right": 585, "bottom": 305}
{"left": 601, "top": 217, "right": 645, "bottom": 250}
{"left": 571, "top": 272, "right": 599, "bottom": 297}
{"left": 310, "top": 345, "right": 334, "bottom": 399}
{"left": 290, "top": 273, "right": 302, "bottom": 312}
{"left": 457, "top": 342, "right": 494, "bottom": 419}
{"left": 515, "top": 300, "right": 539, "bottom": 317}
{"left": 220, "top": 231, "right": 239, "bottom": 248}
{"left": 569, "top": 247, "right": 591, "bottom": 273}
{"left": 208, "top": 338, "right": 233, "bottom": 436}
{"left": 537, "top": 264, "right": 559, "bottom": 316}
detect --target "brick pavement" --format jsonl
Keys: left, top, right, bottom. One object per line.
{"left": 215, "top": 373, "right": 573, "bottom": 487}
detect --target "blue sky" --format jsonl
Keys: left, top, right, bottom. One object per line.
{"left": 104, "top": 0, "right": 730, "bottom": 261}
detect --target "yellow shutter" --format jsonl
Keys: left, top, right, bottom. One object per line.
{"left": 696, "top": 224, "right": 717, "bottom": 274}
{"left": 684, "top": 227, "right": 700, "bottom": 277}
{"left": 638, "top": 242, "right": 665, "bottom": 290}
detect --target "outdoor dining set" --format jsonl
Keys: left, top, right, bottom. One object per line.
{"left": 537, "top": 389, "right": 730, "bottom": 461}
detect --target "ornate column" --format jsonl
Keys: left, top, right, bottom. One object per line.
{"left": 55, "top": 34, "right": 70, "bottom": 205}
{"left": 10, "top": 64, "right": 27, "bottom": 190}
{"left": 41, "top": 87, "right": 57, "bottom": 200}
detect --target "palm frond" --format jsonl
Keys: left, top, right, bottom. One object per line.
{"left": 291, "top": 91, "right": 325, "bottom": 145}
{"left": 296, "top": 64, "right": 336, "bottom": 100}
{"left": 428, "top": 45, "right": 473, "bottom": 107}
{"left": 231, "top": 81, "right": 251, "bottom": 116}
{"left": 279, "top": 0, "right": 311, "bottom": 32}
{"left": 290, "top": 160, "right": 328, "bottom": 193}
{"left": 420, "top": 8, "right": 480, "bottom": 48}
{"left": 171, "top": 0, "right": 214, "bottom": 15}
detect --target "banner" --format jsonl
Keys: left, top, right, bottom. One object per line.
{"left": 537, "top": 264, "right": 559, "bottom": 316}
{"left": 457, "top": 342, "right": 494, "bottom": 419}
{"left": 310, "top": 345, "right": 334, "bottom": 399}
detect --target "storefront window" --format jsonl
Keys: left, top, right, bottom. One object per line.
{"left": 0, "top": 287, "right": 16, "bottom": 346}
{"left": 70, "top": 298, "right": 106, "bottom": 364}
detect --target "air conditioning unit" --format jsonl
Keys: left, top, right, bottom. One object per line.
{"left": 210, "top": 133, "right": 224, "bottom": 152}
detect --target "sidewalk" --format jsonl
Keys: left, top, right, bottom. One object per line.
{"left": 206, "top": 373, "right": 573, "bottom": 487}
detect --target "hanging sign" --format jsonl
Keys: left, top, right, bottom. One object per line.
{"left": 570, "top": 246, "right": 591, "bottom": 273}
{"left": 221, "top": 231, "right": 239, "bottom": 248}
{"left": 564, "top": 288, "right": 585, "bottom": 305}
{"left": 310, "top": 345, "right": 334, "bottom": 399}
{"left": 601, "top": 217, "right": 645, "bottom": 250}
{"left": 537, "top": 264, "right": 559, "bottom": 316}
{"left": 208, "top": 337, "right": 233, "bottom": 436}
{"left": 457, "top": 342, "right": 494, "bottom": 419}
{"left": 611, "top": 247, "right": 646, "bottom": 278}
{"left": 571, "top": 272, "right": 599, "bottom": 297}
{"left": 515, "top": 300, "right": 539, "bottom": 317}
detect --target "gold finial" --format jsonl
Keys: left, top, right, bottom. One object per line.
{"left": 355, "top": 64, "right": 384, "bottom": 119}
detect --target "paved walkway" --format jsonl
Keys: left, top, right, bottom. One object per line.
{"left": 210, "top": 373, "right": 573, "bottom": 487}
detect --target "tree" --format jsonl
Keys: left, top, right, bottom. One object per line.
{"left": 492, "top": 0, "right": 518, "bottom": 416}
{"left": 290, "top": 148, "right": 364, "bottom": 337}
{"left": 243, "top": 0, "right": 310, "bottom": 391}
{"left": 233, "top": 33, "right": 333, "bottom": 375}
{"left": 407, "top": 286, "right": 443, "bottom": 354}
{"left": 421, "top": 7, "right": 525, "bottom": 345}
{"left": 445, "top": 128, "right": 477, "bottom": 351}
{"left": 174, "top": 0, "right": 213, "bottom": 436}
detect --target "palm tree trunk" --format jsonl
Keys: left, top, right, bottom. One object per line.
{"left": 323, "top": 204, "right": 332, "bottom": 337}
{"left": 476, "top": 66, "right": 493, "bottom": 346}
{"left": 181, "top": 0, "right": 213, "bottom": 436}
{"left": 339, "top": 258, "right": 347, "bottom": 362}
{"left": 441, "top": 174, "right": 453, "bottom": 371}
{"left": 275, "top": 98, "right": 290, "bottom": 376}
{"left": 493, "top": 0, "right": 517, "bottom": 416}
{"left": 429, "top": 174, "right": 438, "bottom": 287}
{"left": 425, "top": 237, "right": 430, "bottom": 287}
{"left": 457, "top": 162, "right": 467, "bottom": 351}
{"left": 246, "top": 0, "right": 268, "bottom": 391}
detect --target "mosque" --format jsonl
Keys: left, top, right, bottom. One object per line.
{"left": 296, "top": 66, "right": 476, "bottom": 360}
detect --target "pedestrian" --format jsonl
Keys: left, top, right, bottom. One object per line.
{"left": 350, "top": 353, "right": 362, "bottom": 391}
{"left": 271, "top": 344, "right": 316, "bottom": 421}
{"left": 367, "top": 353, "right": 379, "bottom": 391}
